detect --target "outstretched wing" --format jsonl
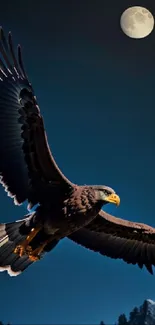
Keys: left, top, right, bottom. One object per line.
{"left": 68, "top": 210, "right": 155, "bottom": 274}
{"left": 0, "top": 27, "right": 73, "bottom": 209}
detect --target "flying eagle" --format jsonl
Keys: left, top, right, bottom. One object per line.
{"left": 0, "top": 28, "right": 155, "bottom": 277}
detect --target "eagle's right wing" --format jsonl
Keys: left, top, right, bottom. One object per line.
{"left": 68, "top": 209, "right": 155, "bottom": 274}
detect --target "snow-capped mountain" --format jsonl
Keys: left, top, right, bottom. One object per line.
{"left": 101, "top": 298, "right": 155, "bottom": 324}
{"left": 119, "top": 299, "right": 155, "bottom": 325}
{"left": 136, "top": 299, "right": 155, "bottom": 325}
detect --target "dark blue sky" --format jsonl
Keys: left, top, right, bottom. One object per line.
{"left": 0, "top": 0, "right": 155, "bottom": 324}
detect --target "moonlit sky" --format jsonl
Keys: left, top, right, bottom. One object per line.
{"left": 0, "top": 0, "right": 155, "bottom": 324}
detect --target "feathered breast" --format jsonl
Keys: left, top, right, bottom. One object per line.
{"left": 65, "top": 186, "right": 97, "bottom": 216}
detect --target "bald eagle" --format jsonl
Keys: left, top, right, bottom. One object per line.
{"left": 0, "top": 27, "right": 154, "bottom": 277}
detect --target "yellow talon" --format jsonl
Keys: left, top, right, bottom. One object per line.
{"left": 28, "top": 239, "right": 51, "bottom": 262}
{"left": 29, "top": 254, "right": 40, "bottom": 262}
{"left": 14, "top": 244, "right": 32, "bottom": 257}
{"left": 13, "top": 226, "right": 42, "bottom": 257}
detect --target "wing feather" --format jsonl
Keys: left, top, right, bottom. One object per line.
{"left": 68, "top": 210, "right": 155, "bottom": 274}
{"left": 0, "top": 27, "right": 73, "bottom": 208}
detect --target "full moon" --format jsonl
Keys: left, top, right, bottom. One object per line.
{"left": 120, "top": 6, "right": 154, "bottom": 39}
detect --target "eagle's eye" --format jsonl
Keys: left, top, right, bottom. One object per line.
{"left": 102, "top": 189, "right": 113, "bottom": 196}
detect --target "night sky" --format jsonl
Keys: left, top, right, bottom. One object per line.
{"left": 0, "top": 0, "right": 155, "bottom": 324}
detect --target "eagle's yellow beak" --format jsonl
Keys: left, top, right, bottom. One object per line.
{"left": 104, "top": 193, "right": 120, "bottom": 206}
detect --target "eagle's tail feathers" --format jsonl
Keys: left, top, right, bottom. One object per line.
{"left": 0, "top": 215, "right": 35, "bottom": 276}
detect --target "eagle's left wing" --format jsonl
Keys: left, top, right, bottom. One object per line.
{"left": 68, "top": 210, "right": 155, "bottom": 274}
{"left": 0, "top": 28, "right": 74, "bottom": 210}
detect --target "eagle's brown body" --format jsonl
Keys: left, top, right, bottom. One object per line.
{"left": 20, "top": 186, "right": 104, "bottom": 248}
{"left": 0, "top": 27, "right": 155, "bottom": 277}
{"left": 38, "top": 186, "right": 102, "bottom": 233}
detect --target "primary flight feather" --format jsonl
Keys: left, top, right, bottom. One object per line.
{"left": 0, "top": 27, "right": 154, "bottom": 277}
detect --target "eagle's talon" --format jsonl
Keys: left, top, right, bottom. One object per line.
{"left": 25, "top": 245, "right": 33, "bottom": 254}
{"left": 14, "top": 244, "right": 32, "bottom": 257}
{"left": 14, "top": 245, "right": 25, "bottom": 257}
{"left": 27, "top": 241, "right": 49, "bottom": 261}
{"left": 13, "top": 227, "right": 42, "bottom": 258}
{"left": 29, "top": 254, "right": 40, "bottom": 262}
{"left": 14, "top": 244, "right": 40, "bottom": 261}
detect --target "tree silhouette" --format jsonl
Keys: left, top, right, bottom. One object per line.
{"left": 128, "top": 306, "right": 139, "bottom": 324}
{"left": 118, "top": 313, "right": 128, "bottom": 325}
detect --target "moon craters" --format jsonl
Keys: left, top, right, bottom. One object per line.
{"left": 120, "top": 6, "right": 154, "bottom": 39}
